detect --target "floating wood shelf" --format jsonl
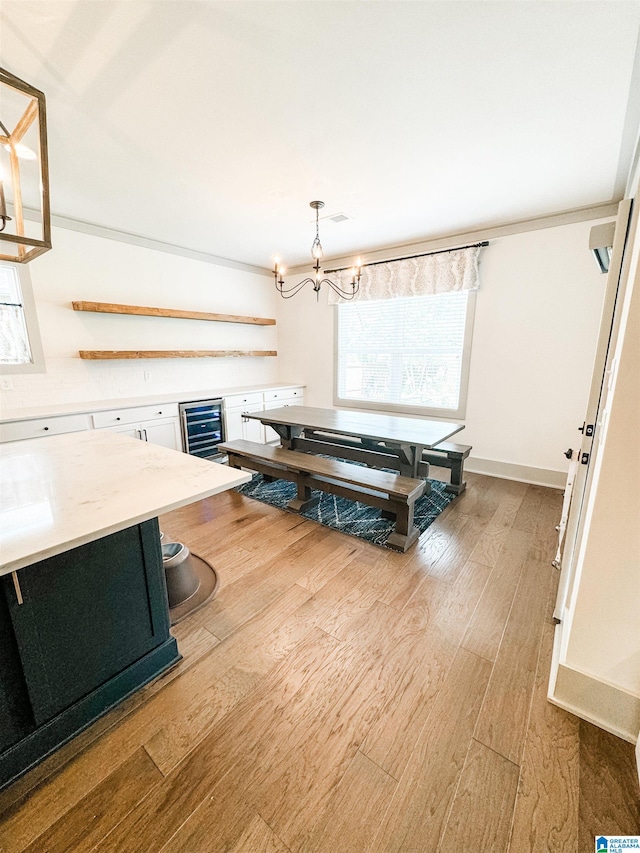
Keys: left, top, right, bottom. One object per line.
{"left": 72, "top": 301, "right": 276, "bottom": 326}
{"left": 79, "top": 350, "right": 277, "bottom": 360}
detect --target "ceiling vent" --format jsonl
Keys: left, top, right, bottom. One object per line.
{"left": 316, "top": 211, "right": 352, "bottom": 224}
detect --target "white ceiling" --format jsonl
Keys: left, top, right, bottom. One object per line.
{"left": 1, "top": 1, "right": 640, "bottom": 270}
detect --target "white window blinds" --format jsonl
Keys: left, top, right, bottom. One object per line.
{"left": 336, "top": 291, "right": 470, "bottom": 413}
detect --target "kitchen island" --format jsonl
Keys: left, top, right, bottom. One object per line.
{"left": 0, "top": 431, "right": 250, "bottom": 790}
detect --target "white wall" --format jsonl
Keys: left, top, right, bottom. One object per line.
{"left": 0, "top": 225, "right": 278, "bottom": 410}
{"left": 277, "top": 219, "right": 607, "bottom": 484}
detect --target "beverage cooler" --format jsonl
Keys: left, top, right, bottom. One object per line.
{"left": 179, "top": 398, "right": 225, "bottom": 460}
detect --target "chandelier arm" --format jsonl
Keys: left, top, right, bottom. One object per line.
{"left": 275, "top": 277, "right": 316, "bottom": 298}
{"left": 279, "top": 283, "right": 309, "bottom": 299}
{"left": 322, "top": 278, "right": 359, "bottom": 299}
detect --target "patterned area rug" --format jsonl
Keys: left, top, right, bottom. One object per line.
{"left": 236, "top": 473, "right": 456, "bottom": 549}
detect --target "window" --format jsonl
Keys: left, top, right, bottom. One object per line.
{"left": 335, "top": 291, "right": 475, "bottom": 419}
{"left": 0, "top": 262, "right": 45, "bottom": 374}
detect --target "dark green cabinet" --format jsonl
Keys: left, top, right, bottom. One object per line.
{"left": 0, "top": 591, "right": 35, "bottom": 752}
{"left": 0, "top": 518, "right": 180, "bottom": 790}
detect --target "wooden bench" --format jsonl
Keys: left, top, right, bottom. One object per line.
{"left": 219, "top": 439, "right": 427, "bottom": 552}
{"left": 421, "top": 441, "right": 471, "bottom": 494}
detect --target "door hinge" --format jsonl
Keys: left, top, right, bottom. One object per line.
{"left": 581, "top": 452, "right": 590, "bottom": 465}
{"left": 578, "top": 423, "right": 594, "bottom": 436}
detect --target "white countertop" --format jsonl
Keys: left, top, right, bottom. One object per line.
{"left": 0, "top": 431, "right": 251, "bottom": 574}
{"left": 0, "top": 383, "right": 303, "bottom": 424}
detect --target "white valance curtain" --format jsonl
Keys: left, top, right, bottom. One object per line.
{"left": 327, "top": 244, "right": 481, "bottom": 304}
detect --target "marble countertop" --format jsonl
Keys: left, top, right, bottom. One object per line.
{"left": 0, "top": 382, "right": 304, "bottom": 424}
{"left": 0, "top": 431, "right": 251, "bottom": 574}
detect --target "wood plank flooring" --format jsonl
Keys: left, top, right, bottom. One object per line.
{"left": 1, "top": 471, "right": 638, "bottom": 852}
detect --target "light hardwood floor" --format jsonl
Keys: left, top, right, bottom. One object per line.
{"left": 0, "top": 471, "right": 638, "bottom": 852}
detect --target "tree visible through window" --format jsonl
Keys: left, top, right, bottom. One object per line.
{"left": 336, "top": 292, "right": 473, "bottom": 417}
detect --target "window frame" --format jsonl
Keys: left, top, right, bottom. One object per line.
{"left": 333, "top": 291, "right": 476, "bottom": 420}
{"left": 0, "top": 262, "right": 46, "bottom": 375}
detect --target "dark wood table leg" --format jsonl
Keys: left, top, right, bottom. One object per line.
{"left": 385, "top": 500, "right": 420, "bottom": 552}
{"left": 447, "top": 456, "right": 467, "bottom": 494}
{"left": 270, "top": 423, "right": 303, "bottom": 449}
{"left": 287, "top": 475, "right": 320, "bottom": 512}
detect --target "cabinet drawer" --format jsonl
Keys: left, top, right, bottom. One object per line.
{"left": 263, "top": 387, "right": 304, "bottom": 403}
{"left": 224, "top": 392, "right": 264, "bottom": 410}
{"left": 92, "top": 403, "right": 178, "bottom": 429}
{"left": 0, "top": 414, "right": 91, "bottom": 443}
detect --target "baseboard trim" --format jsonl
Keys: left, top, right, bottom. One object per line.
{"left": 549, "top": 662, "right": 640, "bottom": 745}
{"left": 465, "top": 456, "right": 566, "bottom": 489}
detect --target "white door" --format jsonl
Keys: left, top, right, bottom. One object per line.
{"left": 553, "top": 198, "right": 634, "bottom": 621}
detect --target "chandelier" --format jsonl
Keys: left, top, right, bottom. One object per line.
{"left": 0, "top": 68, "right": 51, "bottom": 263}
{"left": 273, "top": 201, "right": 362, "bottom": 300}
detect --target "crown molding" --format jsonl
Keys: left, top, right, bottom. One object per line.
{"left": 24, "top": 208, "right": 271, "bottom": 277}
{"left": 287, "top": 201, "right": 621, "bottom": 275}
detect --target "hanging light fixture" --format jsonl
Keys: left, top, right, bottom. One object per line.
{"left": 273, "top": 201, "right": 362, "bottom": 300}
{"left": 0, "top": 67, "right": 51, "bottom": 263}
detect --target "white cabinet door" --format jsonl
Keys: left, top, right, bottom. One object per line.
{"left": 241, "top": 404, "right": 265, "bottom": 443}
{"left": 224, "top": 407, "right": 243, "bottom": 442}
{"left": 263, "top": 402, "right": 283, "bottom": 444}
{"left": 100, "top": 418, "right": 181, "bottom": 451}
{"left": 225, "top": 403, "right": 265, "bottom": 443}
{"left": 102, "top": 423, "right": 143, "bottom": 440}
{"left": 140, "top": 418, "right": 182, "bottom": 451}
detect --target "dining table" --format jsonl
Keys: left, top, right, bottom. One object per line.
{"left": 244, "top": 405, "right": 464, "bottom": 480}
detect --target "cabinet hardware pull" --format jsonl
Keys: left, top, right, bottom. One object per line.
{"left": 11, "top": 572, "right": 24, "bottom": 605}
{"left": 143, "top": 429, "right": 148, "bottom": 441}
{"left": 43, "top": 426, "right": 49, "bottom": 431}
{"left": 116, "top": 417, "right": 121, "bottom": 421}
